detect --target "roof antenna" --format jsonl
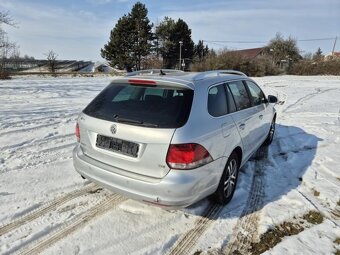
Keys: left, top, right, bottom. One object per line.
{"left": 160, "top": 69, "right": 166, "bottom": 76}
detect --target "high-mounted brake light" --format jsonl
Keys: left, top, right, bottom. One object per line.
{"left": 166, "top": 143, "right": 213, "bottom": 170}
{"left": 75, "top": 123, "right": 80, "bottom": 142}
{"left": 128, "top": 79, "right": 157, "bottom": 86}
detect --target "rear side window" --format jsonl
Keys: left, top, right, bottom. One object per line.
{"left": 245, "top": 81, "right": 266, "bottom": 106}
{"left": 208, "top": 85, "right": 228, "bottom": 117}
{"left": 228, "top": 81, "right": 251, "bottom": 111}
{"left": 84, "top": 84, "right": 193, "bottom": 128}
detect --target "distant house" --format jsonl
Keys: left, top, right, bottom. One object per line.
{"left": 230, "top": 47, "right": 292, "bottom": 70}
{"left": 325, "top": 52, "right": 340, "bottom": 60}
{"left": 230, "top": 47, "right": 265, "bottom": 60}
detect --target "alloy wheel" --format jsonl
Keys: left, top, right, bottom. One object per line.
{"left": 224, "top": 158, "right": 238, "bottom": 198}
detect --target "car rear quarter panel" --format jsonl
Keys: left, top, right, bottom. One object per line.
{"left": 171, "top": 81, "right": 243, "bottom": 177}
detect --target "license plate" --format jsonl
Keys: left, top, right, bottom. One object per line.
{"left": 96, "top": 135, "right": 139, "bottom": 158}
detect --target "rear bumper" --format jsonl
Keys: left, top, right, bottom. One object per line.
{"left": 73, "top": 144, "right": 226, "bottom": 209}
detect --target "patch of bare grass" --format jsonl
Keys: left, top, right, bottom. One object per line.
{"left": 303, "top": 211, "right": 324, "bottom": 224}
{"left": 249, "top": 211, "right": 323, "bottom": 254}
{"left": 313, "top": 189, "right": 320, "bottom": 197}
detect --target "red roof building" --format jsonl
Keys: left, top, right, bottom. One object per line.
{"left": 230, "top": 47, "right": 265, "bottom": 59}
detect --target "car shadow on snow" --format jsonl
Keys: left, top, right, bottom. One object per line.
{"left": 183, "top": 123, "right": 322, "bottom": 219}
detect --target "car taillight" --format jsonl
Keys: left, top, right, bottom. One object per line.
{"left": 166, "top": 143, "right": 213, "bottom": 170}
{"left": 75, "top": 123, "right": 80, "bottom": 142}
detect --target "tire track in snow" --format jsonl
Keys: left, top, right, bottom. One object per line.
{"left": 167, "top": 147, "right": 268, "bottom": 255}
{"left": 167, "top": 203, "right": 223, "bottom": 255}
{"left": 0, "top": 133, "right": 74, "bottom": 151}
{"left": 0, "top": 135, "right": 75, "bottom": 174}
{"left": 0, "top": 121, "right": 63, "bottom": 137}
{"left": 1, "top": 142, "right": 75, "bottom": 173}
{"left": 17, "top": 194, "right": 125, "bottom": 255}
{"left": 0, "top": 112, "right": 77, "bottom": 129}
{"left": 0, "top": 183, "right": 99, "bottom": 236}
{"left": 222, "top": 146, "right": 267, "bottom": 255}
{"left": 296, "top": 190, "right": 339, "bottom": 227}
{"left": 283, "top": 88, "right": 340, "bottom": 113}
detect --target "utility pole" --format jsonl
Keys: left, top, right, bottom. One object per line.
{"left": 332, "top": 36, "right": 337, "bottom": 56}
{"left": 179, "top": 41, "right": 183, "bottom": 70}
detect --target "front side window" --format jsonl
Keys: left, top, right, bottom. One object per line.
{"left": 228, "top": 81, "right": 252, "bottom": 111}
{"left": 208, "top": 85, "right": 228, "bottom": 117}
{"left": 245, "top": 81, "right": 266, "bottom": 106}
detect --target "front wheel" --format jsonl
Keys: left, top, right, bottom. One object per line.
{"left": 263, "top": 117, "right": 276, "bottom": 146}
{"left": 213, "top": 152, "right": 239, "bottom": 205}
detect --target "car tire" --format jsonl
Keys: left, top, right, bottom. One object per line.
{"left": 213, "top": 152, "right": 239, "bottom": 205}
{"left": 263, "top": 117, "right": 276, "bottom": 146}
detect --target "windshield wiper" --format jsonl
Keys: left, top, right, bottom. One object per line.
{"left": 113, "top": 115, "right": 158, "bottom": 127}
{"left": 140, "top": 122, "right": 159, "bottom": 128}
{"left": 113, "top": 116, "right": 143, "bottom": 125}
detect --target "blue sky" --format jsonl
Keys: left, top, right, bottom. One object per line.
{"left": 1, "top": 0, "right": 339, "bottom": 61}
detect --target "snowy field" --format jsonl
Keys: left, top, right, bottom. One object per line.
{"left": 0, "top": 75, "right": 339, "bottom": 255}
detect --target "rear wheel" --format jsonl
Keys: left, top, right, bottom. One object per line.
{"left": 263, "top": 117, "right": 276, "bottom": 146}
{"left": 213, "top": 152, "right": 239, "bottom": 205}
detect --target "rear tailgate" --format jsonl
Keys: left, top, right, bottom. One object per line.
{"left": 78, "top": 78, "right": 194, "bottom": 179}
{"left": 78, "top": 114, "right": 175, "bottom": 179}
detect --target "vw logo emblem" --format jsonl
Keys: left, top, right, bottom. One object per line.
{"left": 110, "top": 124, "right": 117, "bottom": 134}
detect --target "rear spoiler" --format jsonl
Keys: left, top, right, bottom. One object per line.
{"left": 126, "top": 69, "right": 184, "bottom": 77}
{"left": 111, "top": 77, "right": 194, "bottom": 90}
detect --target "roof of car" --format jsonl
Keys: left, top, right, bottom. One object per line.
{"left": 113, "top": 70, "right": 249, "bottom": 90}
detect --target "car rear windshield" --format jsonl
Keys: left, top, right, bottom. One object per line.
{"left": 83, "top": 83, "right": 194, "bottom": 128}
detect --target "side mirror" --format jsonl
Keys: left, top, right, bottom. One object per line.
{"left": 268, "top": 95, "right": 278, "bottom": 104}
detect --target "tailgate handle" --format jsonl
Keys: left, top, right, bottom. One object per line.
{"left": 239, "top": 123, "right": 246, "bottom": 130}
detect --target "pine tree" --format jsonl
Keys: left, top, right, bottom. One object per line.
{"left": 156, "top": 17, "right": 194, "bottom": 69}
{"left": 130, "top": 2, "right": 153, "bottom": 70}
{"left": 194, "top": 40, "right": 209, "bottom": 63}
{"left": 313, "top": 47, "right": 323, "bottom": 61}
{"left": 101, "top": 15, "right": 134, "bottom": 71}
{"left": 101, "top": 2, "right": 153, "bottom": 71}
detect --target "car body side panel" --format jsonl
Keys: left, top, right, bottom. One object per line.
{"left": 171, "top": 82, "right": 242, "bottom": 180}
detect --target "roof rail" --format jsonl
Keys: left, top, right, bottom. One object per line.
{"left": 193, "top": 70, "right": 247, "bottom": 80}
{"left": 126, "top": 69, "right": 184, "bottom": 77}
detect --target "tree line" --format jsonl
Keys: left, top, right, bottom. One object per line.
{"left": 101, "top": 2, "right": 340, "bottom": 76}
{"left": 101, "top": 2, "right": 209, "bottom": 72}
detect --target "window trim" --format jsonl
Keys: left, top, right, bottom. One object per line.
{"left": 226, "top": 79, "right": 253, "bottom": 112}
{"left": 207, "top": 82, "right": 229, "bottom": 117}
{"left": 206, "top": 81, "right": 237, "bottom": 118}
{"left": 243, "top": 79, "right": 268, "bottom": 107}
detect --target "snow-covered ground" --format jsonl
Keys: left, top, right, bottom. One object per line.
{"left": 0, "top": 75, "right": 339, "bottom": 255}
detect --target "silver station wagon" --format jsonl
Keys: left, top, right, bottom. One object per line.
{"left": 73, "top": 70, "right": 277, "bottom": 208}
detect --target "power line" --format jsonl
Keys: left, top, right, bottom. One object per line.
{"left": 203, "top": 37, "right": 339, "bottom": 44}
{"left": 204, "top": 40, "right": 266, "bottom": 44}
{"left": 298, "top": 37, "right": 337, "bottom": 42}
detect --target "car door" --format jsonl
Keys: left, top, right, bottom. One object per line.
{"left": 207, "top": 84, "right": 236, "bottom": 155}
{"left": 227, "top": 80, "right": 259, "bottom": 161}
{"left": 244, "top": 80, "right": 272, "bottom": 146}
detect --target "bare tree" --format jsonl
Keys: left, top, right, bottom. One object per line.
{"left": 0, "top": 11, "right": 18, "bottom": 79}
{"left": 44, "top": 50, "right": 58, "bottom": 73}
{"left": 0, "top": 11, "right": 15, "bottom": 26}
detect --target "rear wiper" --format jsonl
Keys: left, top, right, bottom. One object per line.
{"left": 113, "top": 116, "right": 142, "bottom": 125}
{"left": 140, "top": 122, "right": 159, "bottom": 128}
{"left": 113, "top": 115, "right": 158, "bottom": 127}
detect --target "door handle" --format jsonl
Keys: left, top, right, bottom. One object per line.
{"left": 239, "top": 123, "right": 246, "bottom": 130}
{"left": 259, "top": 115, "right": 263, "bottom": 120}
